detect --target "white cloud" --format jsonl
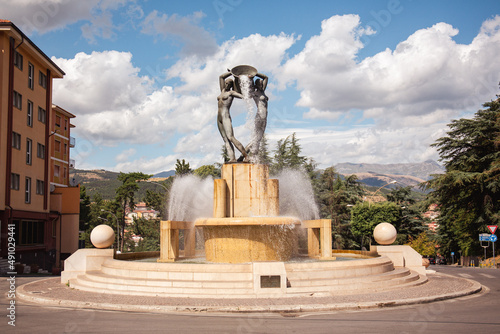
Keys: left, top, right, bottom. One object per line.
{"left": 53, "top": 14, "right": 500, "bottom": 172}
{"left": 52, "top": 51, "right": 151, "bottom": 115}
{"left": 279, "top": 14, "right": 500, "bottom": 128}
{"left": 1, "top": 0, "right": 132, "bottom": 38}
{"left": 266, "top": 122, "right": 445, "bottom": 168}
{"left": 115, "top": 148, "right": 136, "bottom": 162}
{"left": 140, "top": 10, "right": 218, "bottom": 57}
{"left": 53, "top": 32, "right": 297, "bottom": 163}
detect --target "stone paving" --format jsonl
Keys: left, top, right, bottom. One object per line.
{"left": 16, "top": 272, "right": 482, "bottom": 313}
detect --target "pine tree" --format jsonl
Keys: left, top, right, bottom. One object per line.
{"left": 175, "top": 159, "right": 192, "bottom": 175}
{"left": 424, "top": 91, "right": 500, "bottom": 255}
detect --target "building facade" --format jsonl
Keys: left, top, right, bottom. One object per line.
{"left": 0, "top": 20, "right": 79, "bottom": 272}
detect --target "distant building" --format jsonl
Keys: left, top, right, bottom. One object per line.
{"left": 423, "top": 204, "right": 440, "bottom": 232}
{"left": 0, "top": 20, "right": 79, "bottom": 272}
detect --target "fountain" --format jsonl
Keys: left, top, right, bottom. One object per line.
{"left": 60, "top": 66, "right": 428, "bottom": 299}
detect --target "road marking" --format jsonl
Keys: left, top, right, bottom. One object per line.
{"left": 479, "top": 273, "right": 495, "bottom": 279}
{"left": 458, "top": 273, "right": 473, "bottom": 278}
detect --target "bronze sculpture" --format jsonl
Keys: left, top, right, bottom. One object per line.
{"left": 217, "top": 66, "right": 269, "bottom": 163}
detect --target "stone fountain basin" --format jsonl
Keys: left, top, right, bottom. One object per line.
{"left": 195, "top": 216, "right": 300, "bottom": 264}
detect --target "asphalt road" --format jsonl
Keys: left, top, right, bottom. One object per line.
{"left": 2, "top": 266, "right": 499, "bottom": 334}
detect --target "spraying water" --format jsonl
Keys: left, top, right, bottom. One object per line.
{"left": 276, "top": 168, "right": 320, "bottom": 221}
{"left": 167, "top": 175, "right": 214, "bottom": 221}
{"left": 239, "top": 75, "right": 259, "bottom": 162}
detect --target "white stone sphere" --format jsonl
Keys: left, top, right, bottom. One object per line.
{"left": 373, "top": 223, "right": 397, "bottom": 245}
{"left": 90, "top": 224, "right": 115, "bottom": 248}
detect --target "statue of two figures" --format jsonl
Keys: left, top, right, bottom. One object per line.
{"left": 217, "top": 65, "right": 268, "bottom": 163}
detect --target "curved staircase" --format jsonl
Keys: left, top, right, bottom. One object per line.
{"left": 68, "top": 255, "right": 427, "bottom": 298}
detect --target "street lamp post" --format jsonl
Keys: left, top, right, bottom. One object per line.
{"left": 364, "top": 180, "right": 397, "bottom": 206}
{"left": 101, "top": 209, "right": 119, "bottom": 252}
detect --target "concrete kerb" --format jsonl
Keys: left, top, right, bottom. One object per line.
{"left": 16, "top": 274, "right": 483, "bottom": 314}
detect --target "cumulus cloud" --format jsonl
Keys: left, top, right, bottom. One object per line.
{"left": 52, "top": 32, "right": 296, "bottom": 156}
{"left": 52, "top": 51, "right": 152, "bottom": 115}
{"left": 52, "top": 13, "right": 500, "bottom": 172}
{"left": 140, "top": 10, "right": 218, "bottom": 57}
{"left": 278, "top": 14, "right": 500, "bottom": 129}
{"left": 1, "top": 0, "right": 132, "bottom": 39}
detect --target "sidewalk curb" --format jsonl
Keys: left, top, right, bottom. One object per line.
{"left": 16, "top": 275, "right": 483, "bottom": 314}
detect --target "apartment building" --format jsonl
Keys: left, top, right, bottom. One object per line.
{"left": 0, "top": 20, "right": 79, "bottom": 272}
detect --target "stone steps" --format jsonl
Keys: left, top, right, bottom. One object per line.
{"left": 285, "top": 269, "right": 423, "bottom": 295}
{"left": 68, "top": 256, "right": 427, "bottom": 298}
{"left": 286, "top": 267, "right": 411, "bottom": 288}
{"left": 71, "top": 274, "right": 255, "bottom": 298}
{"left": 83, "top": 270, "right": 254, "bottom": 289}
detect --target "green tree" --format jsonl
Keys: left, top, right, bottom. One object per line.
{"left": 132, "top": 217, "right": 161, "bottom": 252}
{"left": 221, "top": 145, "right": 230, "bottom": 163}
{"left": 79, "top": 185, "right": 91, "bottom": 231}
{"left": 407, "top": 232, "right": 437, "bottom": 257}
{"left": 350, "top": 201, "right": 401, "bottom": 249}
{"left": 194, "top": 164, "right": 221, "bottom": 178}
{"left": 257, "top": 134, "right": 272, "bottom": 165}
{"left": 114, "top": 172, "right": 152, "bottom": 251}
{"left": 423, "top": 93, "right": 500, "bottom": 256}
{"left": 387, "top": 186, "right": 426, "bottom": 244}
{"left": 319, "top": 168, "right": 364, "bottom": 249}
{"left": 81, "top": 193, "right": 108, "bottom": 248}
{"left": 142, "top": 178, "right": 173, "bottom": 219}
{"left": 175, "top": 159, "right": 192, "bottom": 175}
{"left": 270, "top": 133, "right": 309, "bottom": 174}
{"left": 144, "top": 189, "right": 166, "bottom": 219}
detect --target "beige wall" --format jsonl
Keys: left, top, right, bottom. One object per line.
{"left": 51, "top": 185, "right": 80, "bottom": 255}
{"left": 9, "top": 41, "right": 50, "bottom": 213}
{"left": 0, "top": 33, "right": 9, "bottom": 210}
{"left": 61, "top": 214, "right": 79, "bottom": 254}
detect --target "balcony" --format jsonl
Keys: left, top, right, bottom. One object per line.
{"left": 69, "top": 159, "right": 75, "bottom": 168}
{"left": 69, "top": 136, "right": 76, "bottom": 148}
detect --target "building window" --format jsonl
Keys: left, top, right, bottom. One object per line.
{"left": 38, "top": 107, "right": 46, "bottom": 123}
{"left": 54, "top": 165, "right": 60, "bottom": 178}
{"left": 37, "top": 143, "right": 45, "bottom": 159}
{"left": 28, "top": 62, "right": 34, "bottom": 89}
{"left": 27, "top": 100, "right": 33, "bottom": 127}
{"left": 12, "top": 132, "right": 21, "bottom": 150}
{"left": 13, "top": 91, "right": 22, "bottom": 110}
{"left": 64, "top": 143, "right": 68, "bottom": 156}
{"left": 55, "top": 140, "right": 61, "bottom": 152}
{"left": 15, "top": 220, "right": 45, "bottom": 245}
{"left": 36, "top": 180, "right": 45, "bottom": 195}
{"left": 55, "top": 115, "right": 61, "bottom": 127}
{"left": 63, "top": 167, "right": 67, "bottom": 180}
{"left": 14, "top": 51, "right": 23, "bottom": 70}
{"left": 39, "top": 71, "right": 47, "bottom": 89}
{"left": 25, "top": 177, "right": 31, "bottom": 203}
{"left": 11, "top": 173, "right": 20, "bottom": 190}
{"left": 26, "top": 138, "right": 32, "bottom": 165}
{"left": 64, "top": 119, "right": 68, "bottom": 131}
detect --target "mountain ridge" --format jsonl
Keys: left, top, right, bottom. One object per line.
{"left": 335, "top": 160, "right": 444, "bottom": 181}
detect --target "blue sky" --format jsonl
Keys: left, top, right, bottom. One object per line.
{"left": 3, "top": 0, "right": 500, "bottom": 173}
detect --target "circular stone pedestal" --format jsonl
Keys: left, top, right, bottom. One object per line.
{"left": 196, "top": 217, "right": 299, "bottom": 263}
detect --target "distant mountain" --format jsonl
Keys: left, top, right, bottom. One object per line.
{"left": 153, "top": 170, "right": 175, "bottom": 178}
{"left": 347, "top": 172, "right": 425, "bottom": 190}
{"left": 70, "top": 169, "right": 121, "bottom": 199}
{"left": 70, "top": 169, "right": 170, "bottom": 200}
{"left": 335, "top": 160, "right": 444, "bottom": 181}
